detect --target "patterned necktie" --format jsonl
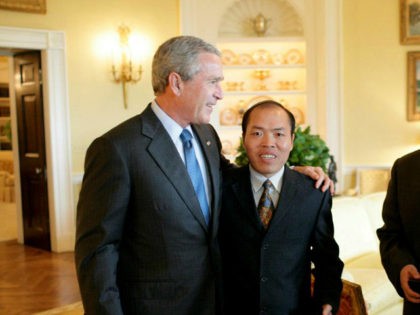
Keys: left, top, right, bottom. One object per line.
{"left": 257, "top": 179, "right": 275, "bottom": 229}
{"left": 180, "top": 129, "right": 210, "bottom": 225}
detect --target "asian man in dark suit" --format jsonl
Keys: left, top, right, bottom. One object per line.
{"left": 75, "top": 36, "right": 334, "bottom": 315}
{"left": 219, "top": 100, "right": 343, "bottom": 315}
{"left": 377, "top": 149, "right": 420, "bottom": 315}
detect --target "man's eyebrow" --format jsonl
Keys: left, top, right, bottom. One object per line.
{"left": 249, "top": 126, "right": 285, "bottom": 130}
{"left": 208, "top": 74, "right": 224, "bottom": 79}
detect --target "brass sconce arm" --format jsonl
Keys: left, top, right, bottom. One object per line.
{"left": 111, "top": 25, "right": 142, "bottom": 109}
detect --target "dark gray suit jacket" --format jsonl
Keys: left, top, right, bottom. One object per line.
{"left": 75, "top": 104, "right": 228, "bottom": 315}
{"left": 219, "top": 166, "right": 343, "bottom": 315}
{"left": 377, "top": 150, "right": 420, "bottom": 304}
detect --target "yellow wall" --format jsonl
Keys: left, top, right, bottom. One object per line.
{"left": 1, "top": 0, "right": 420, "bottom": 177}
{"left": 0, "top": 0, "right": 179, "bottom": 171}
{"left": 343, "top": 0, "right": 420, "bottom": 167}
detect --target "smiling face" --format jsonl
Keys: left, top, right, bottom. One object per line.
{"left": 243, "top": 104, "right": 294, "bottom": 177}
{"left": 177, "top": 52, "right": 224, "bottom": 126}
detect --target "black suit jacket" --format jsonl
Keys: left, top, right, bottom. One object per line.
{"left": 219, "top": 166, "right": 343, "bottom": 315}
{"left": 377, "top": 149, "right": 420, "bottom": 298}
{"left": 75, "top": 104, "right": 229, "bottom": 315}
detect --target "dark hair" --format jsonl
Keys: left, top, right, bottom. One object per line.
{"left": 241, "top": 100, "right": 295, "bottom": 136}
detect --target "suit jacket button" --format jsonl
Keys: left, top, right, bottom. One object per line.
{"left": 261, "top": 276, "right": 267, "bottom": 282}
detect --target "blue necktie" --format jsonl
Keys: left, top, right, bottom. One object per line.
{"left": 180, "top": 129, "right": 210, "bottom": 225}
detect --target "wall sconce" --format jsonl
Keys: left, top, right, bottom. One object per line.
{"left": 111, "top": 25, "right": 142, "bottom": 109}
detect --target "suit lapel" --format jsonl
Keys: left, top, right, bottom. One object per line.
{"left": 268, "top": 167, "right": 299, "bottom": 229}
{"left": 231, "top": 167, "right": 265, "bottom": 232}
{"left": 141, "top": 106, "right": 209, "bottom": 230}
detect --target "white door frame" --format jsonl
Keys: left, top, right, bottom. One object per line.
{"left": 0, "top": 26, "right": 74, "bottom": 252}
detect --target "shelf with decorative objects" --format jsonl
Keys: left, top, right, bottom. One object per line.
{"left": 0, "top": 98, "right": 10, "bottom": 115}
{"left": 215, "top": 39, "right": 307, "bottom": 161}
{"left": 0, "top": 97, "right": 11, "bottom": 151}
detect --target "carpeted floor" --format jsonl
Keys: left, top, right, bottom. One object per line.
{"left": 33, "top": 301, "right": 84, "bottom": 315}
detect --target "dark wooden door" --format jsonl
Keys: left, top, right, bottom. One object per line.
{"left": 14, "top": 51, "right": 50, "bottom": 251}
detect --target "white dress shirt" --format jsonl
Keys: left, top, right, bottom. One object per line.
{"left": 151, "top": 101, "right": 210, "bottom": 205}
{"left": 249, "top": 165, "right": 284, "bottom": 208}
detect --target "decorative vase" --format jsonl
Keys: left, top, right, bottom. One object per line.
{"left": 251, "top": 13, "right": 271, "bottom": 37}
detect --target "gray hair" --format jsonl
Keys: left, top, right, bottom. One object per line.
{"left": 152, "top": 36, "right": 221, "bottom": 95}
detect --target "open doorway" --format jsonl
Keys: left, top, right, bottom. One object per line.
{"left": 15, "top": 51, "right": 51, "bottom": 250}
{"left": 0, "top": 26, "right": 74, "bottom": 252}
{"left": 0, "top": 50, "right": 51, "bottom": 251}
{"left": 0, "top": 55, "right": 17, "bottom": 242}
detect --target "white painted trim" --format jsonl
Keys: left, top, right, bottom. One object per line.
{"left": 0, "top": 26, "right": 74, "bottom": 252}
{"left": 323, "top": 0, "right": 343, "bottom": 192}
{"left": 303, "top": 0, "right": 343, "bottom": 192}
{"left": 303, "top": 0, "right": 318, "bottom": 130}
{"left": 7, "top": 56, "right": 23, "bottom": 243}
{"left": 179, "top": 0, "right": 197, "bottom": 36}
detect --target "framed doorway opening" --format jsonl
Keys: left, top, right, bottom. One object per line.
{"left": 0, "top": 26, "right": 74, "bottom": 252}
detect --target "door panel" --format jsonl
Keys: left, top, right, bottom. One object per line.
{"left": 14, "top": 51, "right": 50, "bottom": 251}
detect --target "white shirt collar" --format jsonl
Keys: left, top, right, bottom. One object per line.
{"left": 151, "top": 100, "right": 193, "bottom": 140}
{"left": 249, "top": 165, "right": 284, "bottom": 193}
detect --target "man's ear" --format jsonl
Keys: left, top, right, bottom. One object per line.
{"left": 168, "top": 72, "right": 183, "bottom": 96}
